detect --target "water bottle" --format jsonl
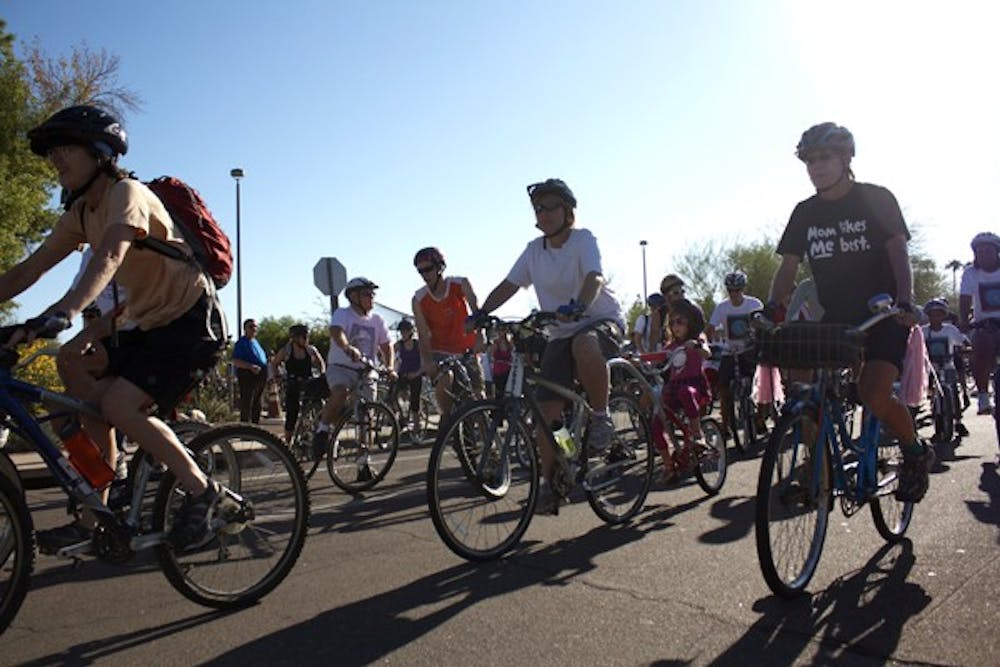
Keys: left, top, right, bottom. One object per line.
{"left": 552, "top": 421, "right": 576, "bottom": 457}
{"left": 60, "top": 420, "right": 115, "bottom": 489}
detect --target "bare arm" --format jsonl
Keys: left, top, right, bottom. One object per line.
{"left": 412, "top": 296, "right": 437, "bottom": 375}
{"left": 311, "top": 345, "right": 326, "bottom": 373}
{"left": 50, "top": 225, "right": 133, "bottom": 319}
{"left": 380, "top": 341, "right": 394, "bottom": 372}
{"left": 959, "top": 294, "right": 972, "bottom": 330}
{"left": 459, "top": 277, "right": 479, "bottom": 312}
{"left": 0, "top": 242, "right": 74, "bottom": 306}
{"left": 577, "top": 271, "right": 605, "bottom": 309}
{"left": 768, "top": 254, "right": 801, "bottom": 306}
{"left": 480, "top": 279, "right": 520, "bottom": 315}
{"left": 885, "top": 235, "right": 914, "bottom": 305}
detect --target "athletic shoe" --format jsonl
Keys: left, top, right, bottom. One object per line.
{"left": 956, "top": 422, "right": 970, "bottom": 438}
{"left": 587, "top": 414, "right": 615, "bottom": 453}
{"left": 894, "top": 446, "right": 935, "bottom": 503}
{"left": 169, "top": 480, "right": 221, "bottom": 550}
{"left": 978, "top": 393, "right": 993, "bottom": 415}
{"left": 37, "top": 522, "right": 92, "bottom": 555}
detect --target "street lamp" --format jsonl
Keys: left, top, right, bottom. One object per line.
{"left": 640, "top": 240, "right": 648, "bottom": 303}
{"left": 230, "top": 168, "right": 244, "bottom": 329}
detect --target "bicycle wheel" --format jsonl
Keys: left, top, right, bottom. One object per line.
{"left": 726, "top": 380, "right": 746, "bottom": 455}
{"left": 694, "top": 417, "right": 727, "bottom": 496}
{"left": 585, "top": 394, "right": 654, "bottom": 524}
{"left": 154, "top": 424, "right": 310, "bottom": 608}
{"left": 0, "top": 472, "right": 33, "bottom": 635}
{"left": 870, "top": 441, "right": 914, "bottom": 542}
{"left": 427, "top": 399, "right": 537, "bottom": 561}
{"left": 289, "top": 400, "right": 323, "bottom": 479}
{"left": 327, "top": 401, "right": 399, "bottom": 493}
{"left": 755, "top": 407, "right": 831, "bottom": 598}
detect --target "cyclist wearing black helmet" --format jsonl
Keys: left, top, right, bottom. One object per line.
{"left": 0, "top": 105, "right": 227, "bottom": 550}
{"left": 632, "top": 292, "right": 666, "bottom": 353}
{"left": 394, "top": 318, "right": 424, "bottom": 431}
{"left": 271, "top": 324, "right": 325, "bottom": 443}
{"left": 768, "top": 122, "right": 932, "bottom": 502}
{"left": 476, "top": 178, "right": 623, "bottom": 509}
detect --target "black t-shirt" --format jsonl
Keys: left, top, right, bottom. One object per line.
{"left": 776, "top": 182, "right": 910, "bottom": 324}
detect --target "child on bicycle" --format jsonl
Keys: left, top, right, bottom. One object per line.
{"left": 922, "top": 298, "right": 970, "bottom": 439}
{"left": 653, "top": 298, "right": 711, "bottom": 484}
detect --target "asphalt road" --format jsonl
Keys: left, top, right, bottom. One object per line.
{"left": 3, "top": 412, "right": 999, "bottom": 666}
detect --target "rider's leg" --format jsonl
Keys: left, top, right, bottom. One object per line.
{"left": 972, "top": 327, "right": 999, "bottom": 413}
{"left": 571, "top": 333, "right": 609, "bottom": 412}
{"left": 858, "top": 360, "right": 914, "bottom": 444}
{"left": 433, "top": 368, "right": 454, "bottom": 418}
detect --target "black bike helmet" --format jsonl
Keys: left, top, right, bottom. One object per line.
{"left": 289, "top": 323, "right": 309, "bottom": 337}
{"left": 647, "top": 292, "right": 666, "bottom": 309}
{"left": 724, "top": 270, "right": 748, "bottom": 290}
{"left": 413, "top": 247, "right": 446, "bottom": 270}
{"left": 28, "top": 105, "right": 128, "bottom": 158}
{"left": 397, "top": 318, "right": 414, "bottom": 331}
{"left": 795, "top": 122, "right": 855, "bottom": 161}
{"left": 526, "top": 178, "right": 577, "bottom": 207}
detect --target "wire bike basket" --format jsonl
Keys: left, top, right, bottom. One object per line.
{"left": 755, "top": 322, "right": 865, "bottom": 369}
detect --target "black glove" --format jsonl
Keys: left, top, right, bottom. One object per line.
{"left": 25, "top": 311, "right": 71, "bottom": 339}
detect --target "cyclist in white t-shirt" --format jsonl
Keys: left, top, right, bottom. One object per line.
{"left": 708, "top": 271, "right": 765, "bottom": 436}
{"left": 312, "top": 277, "right": 394, "bottom": 464}
{"left": 475, "top": 179, "right": 624, "bottom": 511}
{"left": 959, "top": 232, "right": 1000, "bottom": 414}
{"left": 922, "top": 298, "right": 970, "bottom": 438}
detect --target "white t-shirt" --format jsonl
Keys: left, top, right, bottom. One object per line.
{"left": 921, "top": 323, "right": 968, "bottom": 365}
{"left": 327, "top": 306, "right": 390, "bottom": 370}
{"left": 506, "top": 228, "right": 623, "bottom": 340}
{"left": 709, "top": 296, "right": 764, "bottom": 353}
{"left": 960, "top": 265, "right": 1000, "bottom": 322}
{"left": 632, "top": 312, "right": 651, "bottom": 351}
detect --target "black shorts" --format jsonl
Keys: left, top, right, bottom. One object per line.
{"left": 537, "top": 319, "right": 623, "bottom": 401}
{"left": 103, "top": 294, "right": 226, "bottom": 414}
{"left": 718, "top": 350, "right": 756, "bottom": 386}
{"left": 862, "top": 317, "right": 910, "bottom": 373}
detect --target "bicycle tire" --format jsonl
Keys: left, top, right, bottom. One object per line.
{"left": 327, "top": 401, "right": 399, "bottom": 493}
{"left": 755, "top": 407, "right": 831, "bottom": 599}
{"left": 726, "top": 379, "right": 747, "bottom": 455}
{"left": 694, "top": 417, "right": 727, "bottom": 496}
{"left": 289, "top": 400, "right": 323, "bottom": 480}
{"left": 869, "top": 442, "right": 914, "bottom": 542}
{"left": 585, "top": 394, "right": 654, "bottom": 524}
{"left": 0, "top": 472, "right": 33, "bottom": 635}
{"left": 427, "top": 399, "right": 537, "bottom": 561}
{"left": 154, "top": 424, "right": 310, "bottom": 609}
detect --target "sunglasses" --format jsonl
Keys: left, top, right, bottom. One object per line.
{"left": 532, "top": 202, "right": 562, "bottom": 214}
{"left": 416, "top": 265, "right": 437, "bottom": 275}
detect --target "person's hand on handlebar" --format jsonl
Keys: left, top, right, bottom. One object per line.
{"left": 556, "top": 299, "right": 586, "bottom": 322}
{"left": 6, "top": 312, "right": 72, "bottom": 347}
{"left": 895, "top": 301, "right": 919, "bottom": 328}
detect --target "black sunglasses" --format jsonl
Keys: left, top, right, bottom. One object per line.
{"left": 532, "top": 202, "right": 562, "bottom": 214}
{"left": 416, "top": 265, "right": 437, "bottom": 274}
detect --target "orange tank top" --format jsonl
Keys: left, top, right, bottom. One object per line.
{"left": 416, "top": 278, "right": 476, "bottom": 354}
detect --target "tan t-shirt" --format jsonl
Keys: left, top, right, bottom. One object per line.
{"left": 43, "top": 179, "right": 209, "bottom": 330}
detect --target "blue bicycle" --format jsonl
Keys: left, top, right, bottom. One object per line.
{"left": 754, "top": 296, "right": 915, "bottom": 598}
{"left": 0, "top": 322, "right": 310, "bottom": 634}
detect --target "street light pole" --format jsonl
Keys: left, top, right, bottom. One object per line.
{"left": 230, "top": 168, "right": 244, "bottom": 329}
{"left": 640, "top": 240, "right": 648, "bottom": 303}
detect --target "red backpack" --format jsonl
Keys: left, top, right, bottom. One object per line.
{"left": 138, "top": 176, "right": 233, "bottom": 288}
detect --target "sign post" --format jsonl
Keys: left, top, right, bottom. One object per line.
{"left": 313, "top": 257, "right": 347, "bottom": 318}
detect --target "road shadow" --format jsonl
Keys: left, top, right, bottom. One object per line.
{"left": 708, "top": 540, "right": 929, "bottom": 666}
{"left": 965, "top": 461, "right": 1000, "bottom": 543}
{"left": 208, "top": 523, "right": 646, "bottom": 666}
{"left": 17, "top": 609, "right": 239, "bottom": 666}
{"left": 699, "top": 494, "right": 755, "bottom": 544}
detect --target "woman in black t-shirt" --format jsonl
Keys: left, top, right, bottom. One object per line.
{"left": 767, "top": 122, "right": 933, "bottom": 503}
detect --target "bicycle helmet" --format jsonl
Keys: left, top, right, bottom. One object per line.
{"left": 724, "top": 271, "right": 748, "bottom": 290}
{"left": 668, "top": 298, "right": 705, "bottom": 339}
{"left": 413, "top": 247, "right": 446, "bottom": 270}
{"left": 923, "top": 298, "right": 949, "bottom": 315}
{"left": 289, "top": 323, "right": 309, "bottom": 337}
{"left": 28, "top": 105, "right": 128, "bottom": 158}
{"left": 397, "top": 318, "right": 414, "bottom": 331}
{"left": 344, "top": 277, "right": 379, "bottom": 295}
{"left": 795, "top": 122, "right": 855, "bottom": 161}
{"left": 971, "top": 232, "right": 1000, "bottom": 250}
{"left": 526, "top": 178, "right": 577, "bottom": 207}
{"left": 647, "top": 292, "right": 666, "bottom": 309}
{"left": 660, "top": 274, "right": 685, "bottom": 294}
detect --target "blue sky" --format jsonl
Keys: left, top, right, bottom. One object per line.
{"left": 4, "top": 1, "right": 999, "bottom": 337}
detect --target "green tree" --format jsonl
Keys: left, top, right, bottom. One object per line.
{"left": 0, "top": 20, "right": 57, "bottom": 320}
